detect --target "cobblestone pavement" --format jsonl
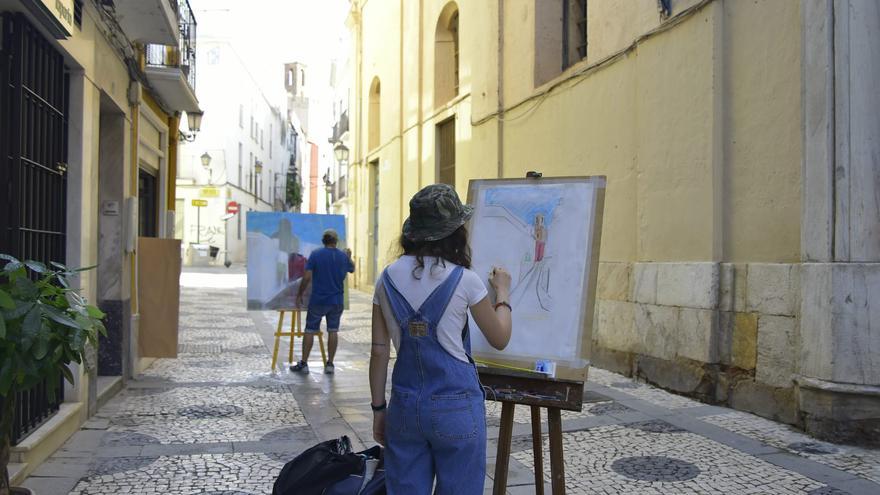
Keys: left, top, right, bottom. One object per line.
{"left": 23, "top": 268, "right": 880, "bottom": 494}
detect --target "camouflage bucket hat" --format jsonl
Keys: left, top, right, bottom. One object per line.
{"left": 403, "top": 184, "right": 474, "bottom": 242}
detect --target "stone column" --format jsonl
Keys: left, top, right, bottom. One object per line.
{"left": 96, "top": 107, "right": 133, "bottom": 379}
{"left": 800, "top": 0, "right": 880, "bottom": 446}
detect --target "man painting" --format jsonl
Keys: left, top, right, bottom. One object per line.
{"left": 292, "top": 229, "right": 355, "bottom": 374}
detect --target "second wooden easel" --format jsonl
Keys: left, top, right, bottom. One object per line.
{"left": 480, "top": 367, "right": 585, "bottom": 495}
{"left": 270, "top": 309, "right": 327, "bottom": 371}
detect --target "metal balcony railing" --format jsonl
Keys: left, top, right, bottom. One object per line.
{"left": 331, "top": 110, "right": 349, "bottom": 142}
{"left": 145, "top": 0, "right": 197, "bottom": 91}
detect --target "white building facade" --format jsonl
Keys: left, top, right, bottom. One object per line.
{"left": 178, "top": 40, "right": 293, "bottom": 265}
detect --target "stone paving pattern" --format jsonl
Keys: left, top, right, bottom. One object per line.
{"left": 22, "top": 268, "right": 880, "bottom": 494}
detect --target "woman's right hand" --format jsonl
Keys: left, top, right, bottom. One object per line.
{"left": 489, "top": 266, "right": 512, "bottom": 295}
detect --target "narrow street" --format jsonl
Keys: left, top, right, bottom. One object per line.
{"left": 21, "top": 267, "right": 880, "bottom": 494}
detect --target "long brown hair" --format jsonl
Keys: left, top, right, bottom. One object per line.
{"left": 399, "top": 225, "right": 471, "bottom": 278}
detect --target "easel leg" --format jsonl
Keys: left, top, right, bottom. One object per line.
{"left": 271, "top": 311, "right": 284, "bottom": 372}
{"left": 318, "top": 333, "right": 327, "bottom": 365}
{"left": 493, "top": 402, "right": 515, "bottom": 495}
{"left": 531, "top": 406, "right": 545, "bottom": 495}
{"left": 548, "top": 408, "right": 565, "bottom": 495}
{"left": 288, "top": 310, "right": 296, "bottom": 365}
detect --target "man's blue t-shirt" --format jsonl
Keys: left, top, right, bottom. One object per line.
{"left": 306, "top": 247, "right": 355, "bottom": 306}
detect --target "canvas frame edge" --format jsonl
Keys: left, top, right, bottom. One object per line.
{"left": 464, "top": 175, "right": 607, "bottom": 384}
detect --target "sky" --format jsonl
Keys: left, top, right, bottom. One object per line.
{"left": 189, "top": 0, "right": 350, "bottom": 109}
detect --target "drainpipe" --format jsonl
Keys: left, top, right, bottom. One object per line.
{"left": 497, "top": 0, "right": 504, "bottom": 178}
{"left": 417, "top": 0, "right": 424, "bottom": 187}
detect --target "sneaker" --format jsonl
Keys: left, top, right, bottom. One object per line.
{"left": 290, "top": 361, "right": 309, "bottom": 374}
{"left": 324, "top": 362, "right": 335, "bottom": 375}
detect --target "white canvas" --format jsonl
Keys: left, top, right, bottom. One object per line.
{"left": 468, "top": 181, "right": 596, "bottom": 366}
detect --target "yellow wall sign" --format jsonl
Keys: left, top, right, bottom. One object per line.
{"left": 192, "top": 199, "right": 208, "bottom": 207}
{"left": 200, "top": 187, "right": 220, "bottom": 198}
{"left": 23, "top": 0, "right": 75, "bottom": 38}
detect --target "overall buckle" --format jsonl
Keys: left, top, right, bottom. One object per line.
{"left": 407, "top": 316, "right": 428, "bottom": 337}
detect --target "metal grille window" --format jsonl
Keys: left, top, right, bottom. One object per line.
{"left": 563, "top": 0, "right": 588, "bottom": 70}
{"left": 437, "top": 117, "right": 456, "bottom": 186}
{"left": 238, "top": 142, "right": 243, "bottom": 186}
{"left": 535, "top": 0, "right": 588, "bottom": 86}
{"left": 0, "top": 13, "right": 68, "bottom": 445}
{"left": 74, "top": 0, "right": 84, "bottom": 29}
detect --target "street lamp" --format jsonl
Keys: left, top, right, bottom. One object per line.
{"left": 201, "top": 152, "right": 212, "bottom": 184}
{"left": 253, "top": 160, "right": 263, "bottom": 200}
{"left": 179, "top": 110, "right": 204, "bottom": 142}
{"left": 333, "top": 143, "right": 349, "bottom": 163}
{"left": 323, "top": 171, "right": 332, "bottom": 212}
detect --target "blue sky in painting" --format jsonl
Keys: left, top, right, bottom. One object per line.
{"left": 484, "top": 185, "right": 563, "bottom": 227}
{"left": 246, "top": 212, "right": 346, "bottom": 244}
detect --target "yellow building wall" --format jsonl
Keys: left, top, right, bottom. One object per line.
{"left": 348, "top": 0, "right": 803, "bottom": 288}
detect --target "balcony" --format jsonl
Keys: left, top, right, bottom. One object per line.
{"left": 330, "top": 175, "right": 347, "bottom": 204}
{"left": 113, "top": 0, "right": 180, "bottom": 45}
{"left": 331, "top": 110, "right": 349, "bottom": 143}
{"left": 143, "top": 0, "right": 200, "bottom": 113}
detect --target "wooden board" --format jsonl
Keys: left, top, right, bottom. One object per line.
{"left": 138, "top": 237, "right": 181, "bottom": 358}
{"left": 479, "top": 367, "right": 586, "bottom": 411}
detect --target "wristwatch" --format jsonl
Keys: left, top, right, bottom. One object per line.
{"left": 371, "top": 401, "right": 387, "bottom": 412}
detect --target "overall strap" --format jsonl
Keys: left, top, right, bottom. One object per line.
{"left": 380, "top": 270, "right": 416, "bottom": 328}
{"left": 417, "top": 265, "right": 465, "bottom": 325}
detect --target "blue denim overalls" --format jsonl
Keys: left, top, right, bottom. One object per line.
{"left": 381, "top": 265, "right": 486, "bottom": 494}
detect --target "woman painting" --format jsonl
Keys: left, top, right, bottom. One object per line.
{"left": 369, "top": 184, "right": 513, "bottom": 494}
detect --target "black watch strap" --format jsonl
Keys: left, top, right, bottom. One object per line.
{"left": 371, "top": 402, "right": 387, "bottom": 412}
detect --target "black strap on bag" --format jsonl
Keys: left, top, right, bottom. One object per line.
{"left": 273, "top": 436, "right": 366, "bottom": 495}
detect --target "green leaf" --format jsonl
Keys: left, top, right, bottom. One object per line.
{"left": 0, "top": 254, "right": 20, "bottom": 263}
{"left": 24, "top": 260, "right": 48, "bottom": 273}
{"left": 0, "top": 359, "right": 13, "bottom": 396}
{"left": 72, "top": 264, "right": 98, "bottom": 273}
{"left": 5, "top": 301, "right": 34, "bottom": 320}
{"left": 32, "top": 336, "right": 48, "bottom": 360}
{"left": 49, "top": 261, "right": 69, "bottom": 271}
{"left": 3, "top": 260, "right": 23, "bottom": 273}
{"left": 41, "top": 305, "right": 80, "bottom": 329}
{"left": 86, "top": 305, "right": 105, "bottom": 319}
{"left": 0, "top": 315, "right": 6, "bottom": 339}
{"left": 22, "top": 307, "right": 42, "bottom": 340}
{"left": 70, "top": 328, "right": 86, "bottom": 352}
{"left": 60, "top": 364, "right": 74, "bottom": 385}
{"left": 0, "top": 288, "right": 14, "bottom": 310}
{"left": 14, "top": 276, "right": 37, "bottom": 298}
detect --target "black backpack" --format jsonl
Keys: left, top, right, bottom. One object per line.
{"left": 273, "top": 436, "right": 363, "bottom": 495}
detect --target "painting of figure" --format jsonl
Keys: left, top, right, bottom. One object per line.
{"left": 246, "top": 212, "right": 347, "bottom": 310}
{"left": 467, "top": 178, "right": 601, "bottom": 366}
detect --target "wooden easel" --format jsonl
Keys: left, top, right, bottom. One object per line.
{"left": 480, "top": 368, "right": 585, "bottom": 495}
{"left": 270, "top": 309, "right": 326, "bottom": 371}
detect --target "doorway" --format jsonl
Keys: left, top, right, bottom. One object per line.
{"left": 139, "top": 168, "right": 158, "bottom": 237}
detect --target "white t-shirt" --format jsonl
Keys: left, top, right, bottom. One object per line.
{"left": 373, "top": 256, "right": 489, "bottom": 363}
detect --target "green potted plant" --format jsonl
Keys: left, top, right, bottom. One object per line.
{"left": 0, "top": 255, "right": 106, "bottom": 495}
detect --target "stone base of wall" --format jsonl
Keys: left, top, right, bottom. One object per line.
{"left": 592, "top": 260, "right": 879, "bottom": 446}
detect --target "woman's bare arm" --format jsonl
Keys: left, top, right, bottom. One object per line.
{"left": 471, "top": 297, "right": 511, "bottom": 350}
{"left": 369, "top": 303, "right": 391, "bottom": 405}
{"left": 369, "top": 303, "right": 391, "bottom": 445}
{"left": 470, "top": 267, "right": 512, "bottom": 350}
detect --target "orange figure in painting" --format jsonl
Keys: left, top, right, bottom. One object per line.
{"left": 534, "top": 213, "right": 547, "bottom": 262}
